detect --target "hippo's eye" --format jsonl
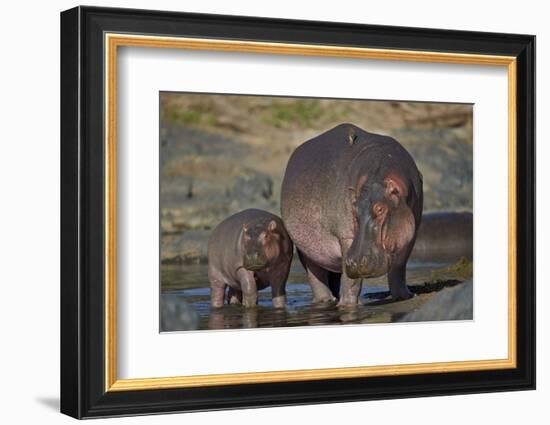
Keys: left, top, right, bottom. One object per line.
{"left": 373, "top": 203, "right": 387, "bottom": 218}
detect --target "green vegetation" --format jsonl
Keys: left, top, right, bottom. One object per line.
{"left": 162, "top": 104, "right": 217, "bottom": 127}
{"left": 261, "top": 99, "right": 324, "bottom": 128}
{"left": 161, "top": 97, "right": 329, "bottom": 131}
{"left": 428, "top": 257, "right": 473, "bottom": 283}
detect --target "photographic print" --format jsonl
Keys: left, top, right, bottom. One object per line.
{"left": 61, "top": 8, "right": 535, "bottom": 417}
{"left": 159, "top": 93, "right": 473, "bottom": 332}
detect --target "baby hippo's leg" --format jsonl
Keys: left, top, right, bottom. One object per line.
{"left": 271, "top": 279, "right": 287, "bottom": 309}
{"left": 210, "top": 282, "right": 226, "bottom": 308}
{"left": 236, "top": 268, "right": 258, "bottom": 308}
{"left": 271, "top": 287, "right": 287, "bottom": 309}
{"left": 208, "top": 263, "right": 227, "bottom": 308}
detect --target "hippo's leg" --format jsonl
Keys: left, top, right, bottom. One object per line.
{"left": 270, "top": 265, "right": 290, "bottom": 308}
{"left": 210, "top": 283, "right": 226, "bottom": 308}
{"left": 241, "top": 309, "right": 259, "bottom": 328}
{"left": 272, "top": 293, "right": 286, "bottom": 308}
{"left": 387, "top": 262, "right": 413, "bottom": 300}
{"left": 236, "top": 268, "right": 258, "bottom": 308}
{"left": 327, "top": 272, "right": 341, "bottom": 299}
{"left": 297, "top": 249, "right": 336, "bottom": 304}
{"left": 271, "top": 279, "right": 287, "bottom": 309}
{"left": 338, "top": 274, "right": 363, "bottom": 306}
{"left": 338, "top": 239, "right": 362, "bottom": 306}
{"left": 227, "top": 287, "right": 243, "bottom": 305}
{"left": 208, "top": 264, "right": 227, "bottom": 308}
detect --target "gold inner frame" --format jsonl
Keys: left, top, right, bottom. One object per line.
{"left": 104, "top": 33, "right": 517, "bottom": 392}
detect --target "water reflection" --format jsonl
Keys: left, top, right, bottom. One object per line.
{"left": 208, "top": 306, "right": 289, "bottom": 330}
{"left": 160, "top": 259, "right": 459, "bottom": 332}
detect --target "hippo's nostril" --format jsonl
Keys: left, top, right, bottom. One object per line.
{"left": 346, "top": 259, "right": 357, "bottom": 269}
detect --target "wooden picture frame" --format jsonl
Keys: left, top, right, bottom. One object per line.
{"left": 60, "top": 5, "right": 535, "bottom": 419}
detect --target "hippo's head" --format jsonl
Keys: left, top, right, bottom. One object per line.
{"left": 242, "top": 219, "right": 282, "bottom": 271}
{"left": 345, "top": 174, "right": 416, "bottom": 279}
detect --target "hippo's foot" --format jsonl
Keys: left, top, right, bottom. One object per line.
{"left": 211, "top": 300, "right": 224, "bottom": 309}
{"left": 242, "top": 294, "right": 258, "bottom": 308}
{"left": 390, "top": 286, "right": 415, "bottom": 301}
{"left": 338, "top": 275, "right": 362, "bottom": 307}
{"left": 388, "top": 266, "right": 414, "bottom": 301}
{"left": 312, "top": 294, "right": 337, "bottom": 305}
{"left": 272, "top": 295, "right": 287, "bottom": 309}
{"left": 309, "top": 284, "right": 338, "bottom": 305}
{"left": 337, "top": 298, "right": 360, "bottom": 307}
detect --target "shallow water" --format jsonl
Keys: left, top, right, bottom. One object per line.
{"left": 160, "top": 259, "right": 459, "bottom": 331}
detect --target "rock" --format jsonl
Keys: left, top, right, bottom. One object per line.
{"left": 160, "top": 293, "right": 199, "bottom": 331}
{"left": 399, "top": 280, "right": 473, "bottom": 322}
{"left": 394, "top": 129, "right": 473, "bottom": 211}
{"left": 161, "top": 230, "right": 209, "bottom": 264}
{"left": 160, "top": 127, "right": 276, "bottom": 233}
{"left": 161, "top": 126, "right": 247, "bottom": 163}
{"left": 232, "top": 173, "right": 273, "bottom": 202}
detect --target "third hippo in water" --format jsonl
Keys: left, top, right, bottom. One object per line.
{"left": 410, "top": 211, "right": 473, "bottom": 263}
{"left": 208, "top": 209, "right": 293, "bottom": 308}
{"left": 281, "top": 124, "right": 423, "bottom": 306}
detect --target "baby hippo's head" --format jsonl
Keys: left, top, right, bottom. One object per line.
{"left": 242, "top": 219, "right": 282, "bottom": 271}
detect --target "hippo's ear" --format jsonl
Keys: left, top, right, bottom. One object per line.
{"left": 356, "top": 174, "right": 369, "bottom": 193}
{"left": 242, "top": 223, "right": 248, "bottom": 233}
{"left": 348, "top": 187, "right": 357, "bottom": 206}
{"left": 267, "top": 220, "right": 277, "bottom": 232}
{"left": 348, "top": 127, "right": 357, "bottom": 145}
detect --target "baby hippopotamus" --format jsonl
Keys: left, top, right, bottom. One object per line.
{"left": 208, "top": 209, "right": 293, "bottom": 308}
{"left": 281, "top": 124, "right": 423, "bottom": 306}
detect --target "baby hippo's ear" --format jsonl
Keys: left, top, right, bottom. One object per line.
{"left": 242, "top": 223, "right": 248, "bottom": 233}
{"left": 267, "top": 220, "right": 277, "bottom": 232}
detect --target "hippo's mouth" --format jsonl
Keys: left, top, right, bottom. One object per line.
{"left": 344, "top": 253, "right": 390, "bottom": 279}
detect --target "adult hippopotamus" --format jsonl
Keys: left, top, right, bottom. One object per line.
{"left": 281, "top": 123, "right": 423, "bottom": 306}
{"left": 208, "top": 209, "right": 293, "bottom": 308}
